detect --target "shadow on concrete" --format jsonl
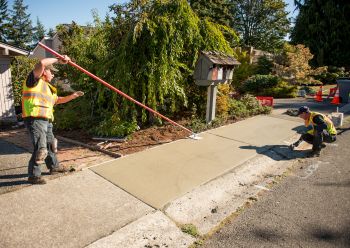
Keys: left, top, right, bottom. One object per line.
{"left": 315, "top": 180, "right": 350, "bottom": 188}
{"left": 0, "top": 140, "right": 27, "bottom": 155}
{"left": 239, "top": 144, "right": 308, "bottom": 160}
{"left": 292, "top": 125, "right": 307, "bottom": 134}
{"left": 0, "top": 180, "right": 29, "bottom": 187}
{"left": 337, "top": 127, "right": 350, "bottom": 136}
{"left": 0, "top": 173, "right": 27, "bottom": 180}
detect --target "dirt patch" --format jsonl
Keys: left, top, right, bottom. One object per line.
{"left": 56, "top": 123, "right": 190, "bottom": 156}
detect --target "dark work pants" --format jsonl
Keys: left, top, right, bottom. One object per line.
{"left": 301, "top": 130, "right": 336, "bottom": 152}
{"left": 24, "top": 119, "right": 59, "bottom": 177}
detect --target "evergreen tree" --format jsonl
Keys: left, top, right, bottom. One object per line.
{"left": 291, "top": 0, "right": 350, "bottom": 67}
{"left": 0, "top": 0, "right": 9, "bottom": 42}
{"left": 189, "top": 0, "right": 232, "bottom": 26}
{"left": 7, "top": 0, "right": 33, "bottom": 49}
{"left": 47, "top": 28, "right": 55, "bottom": 38}
{"left": 33, "top": 17, "right": 46, "bottom": 44}
{"left": 229, "top": 0, "right": 290, "bottom": 52}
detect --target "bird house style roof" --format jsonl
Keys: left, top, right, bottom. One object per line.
{"left": 194, "top": 51, "right": 240, "bottom": 86}
{"left": 201, "top": 51, "right": 240, "bottom": 66}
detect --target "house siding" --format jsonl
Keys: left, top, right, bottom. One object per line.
{"left": 0, "top": 57, "right": 16, "bottom": 121}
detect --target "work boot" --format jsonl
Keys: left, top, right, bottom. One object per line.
{"left": 28, "top": 176, "right": 46, "bottom": 184}
{"left": 50, "top": 165, "right": 69, "bottom": 175}
{"left": 35, "top": 148, "right": 48, "bottom": 164}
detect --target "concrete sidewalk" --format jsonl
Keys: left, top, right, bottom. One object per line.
{"left": 0, "top": 111, "right": 335, "bottom": 248}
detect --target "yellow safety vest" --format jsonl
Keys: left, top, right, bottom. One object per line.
{"left": 22, "top": 78, "right": 58, "bottom": 120}
{"left": 305, "top": 112, "right": 337, "bottom": 136}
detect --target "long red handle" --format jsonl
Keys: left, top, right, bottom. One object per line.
{"left": 38, "top": 42, "right": 192, "bottom": 134}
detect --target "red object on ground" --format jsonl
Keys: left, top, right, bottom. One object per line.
{"left": 328, "top": 87, "right": 337, "bottom": 98}
{"left": 331, "top": 87, "right": 340, "bottom": 105}
{"left": 256, "top": 96, "right": 274, "bottom": 107}
{"left": 38, "top": 42, "right": 192, "bottom": 134}
{"left": 314, "top": 86, "right": 323, "bottom": 102}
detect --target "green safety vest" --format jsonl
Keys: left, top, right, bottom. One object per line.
{"left": 22, "top": 78, "right": 58, "bottom": 120}
{"left": 305, "top": 112, "right": 337, "bottom": 136}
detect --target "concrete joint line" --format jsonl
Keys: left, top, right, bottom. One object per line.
{"left": 207, "top": 132, "right": 253, "bottom": 146}
{"left": 268, "top": 114, "right": 301, "bottom": 123}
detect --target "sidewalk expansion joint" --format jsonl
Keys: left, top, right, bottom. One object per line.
{"left": 206, "top": 132, "right": 253, "bottom": 146}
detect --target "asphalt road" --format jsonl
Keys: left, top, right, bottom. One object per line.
{"left": 202, "top": 122, "right": 350, "bottom": 248}
{"left": 0, "top": 139, "right": 32, "bottom": 194}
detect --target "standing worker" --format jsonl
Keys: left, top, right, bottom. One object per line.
{"left": 289, "top": 106, "right": 337, "bottom": 157}
{"left": 22, "top": 56, "right": 84, "bottom": 184}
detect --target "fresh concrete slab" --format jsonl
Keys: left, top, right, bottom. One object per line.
{"left": 165, "top": 148, "right": 295, "bottom": 235}
{"left": 87, "top": 211, "right": 195, "bottom": 248}
{"left": 91, "top": 134, "right": 258, "bottom": 209}
{"left": 208, "top": 115, "right": 301, "bottom": 146}
{"left": 91, "top": 116, "right": 300, "bottom": 209}
{"left": 0, "top": 170, "right": 153, "bottom": 248}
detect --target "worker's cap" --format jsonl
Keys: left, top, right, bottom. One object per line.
{"left": 297, "top": 106, "right": 310, "bottom": 115}
{"left": 45, "top": 64, "right": 58, "bottom": 72}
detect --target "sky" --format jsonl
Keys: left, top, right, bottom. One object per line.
{"left": 7, "top": 0, "right": 298, "bottom": 31}
{"left": 7, "top": 0, "right": 127, "bottom": 30}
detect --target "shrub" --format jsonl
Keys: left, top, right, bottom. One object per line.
{"left": 241, "top": 75, "right": 279, "bottom": 94}
{"left": 92, "top": 113, "right": 139, "bottom": 137}
{"left": 241, "top": 75, "right": 297, "bottom": 98}
{"left": 216, "top": 84, "right": 231, "bottom": 117}
{"left": 10, "top": 57, "right": 38, "bottom": 106}
{"left": 262, "top": 81, "right": 298, "bottom": 98}
{"left": 255, "top": 55, "right": 273, "bottom": 75}
{"left": 228, "top": 94, "right": 272, "bottom": 119}
{"left": 54, "top": 98, "right": 94, "bottom": 131}
{"left": 314, "top": 66, "right": 349, "bottom": 85}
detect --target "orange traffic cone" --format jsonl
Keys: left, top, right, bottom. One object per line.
{"left": 315, "top": 86, "right": 323, "bottom": 102}
{"left": 331, "top": 87, "right": 340, "bottom": 105}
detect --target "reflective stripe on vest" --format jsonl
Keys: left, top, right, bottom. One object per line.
{"left": 22, "top": 78, "right": 58, "bottom": 120}
{"left": 305, "top": 112, "right": 337, "bottom": 135}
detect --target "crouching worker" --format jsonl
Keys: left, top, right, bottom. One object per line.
{"left": 289, "top": 106, "right": 337, "bottom": 157}
{"left": 22, "top": 56, "right": 84, "bottom": 184}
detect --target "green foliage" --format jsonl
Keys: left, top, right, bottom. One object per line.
{"left": 228, "top": 94, "right": 272, "bottom": 118}
{"left": 241, "top": 75, "right": 297, "bottom": 98}
{"left": 255, "top": 55, "right": 274, "bottom": 75}
{"left": 262, "top": 81, "right": 298, "bottom": 98}
{"left": 6, "top": 0, "right": 33, "bottom": 49}
{"left": 53, "top": 98, "right": 94, "bottom": 130}
{"left": 291, "top": 0, "right": 350, "bottom": 67}
{"left": 33, "top": 17, "right": 45, "bottom": 44}
{"left": 274, "top": 43, "right": 327, "bottom": 85}
{"left": 314, "top": 66, "right": 350, "bottom": 85}
{"left": 92, "top": 114, "right": 139, "bottom": 137}
{"left": 189, "top": 0, "right": 233, "bottom": 26}
{"left": 181, "top": 224, "right": 200, "bottom": 237}
{"left": 229, "top": 0, "right": 290, "bottom": 52}
{"left": 10, "top": 56, "right": 38, "bottom": 106}
{"left": 241, "top": 75, "right": 279, "bottom": 93}
{"left": 0, "top": 0, "right": 10, "bottom": 42}
{"left": 231, "top": 48, "right": 256, "bottom": 88}
{"left": 57, "top": 0, "right": 239, "bottom": 135}
{"left": 189, "top": 94, "right": 272, "bottom": 133}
